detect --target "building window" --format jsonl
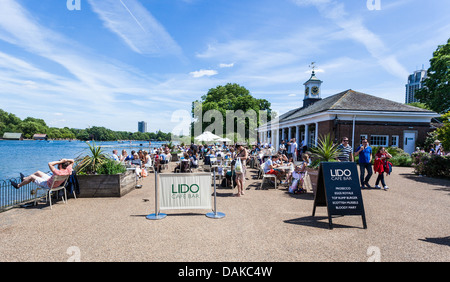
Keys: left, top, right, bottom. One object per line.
{"left": 391, "top": 135, "right": 399, "bottom": 147}
{"left": 370, "top": 135, "right": 389, "bottom": 147}
{"left": 360, "top": 134, "right": 368, "bottom": 145}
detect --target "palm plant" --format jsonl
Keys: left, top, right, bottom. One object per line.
{"left": 75, "top": 142, "right": 109, "bottom": 174}
{"left": 309, "top": 133, "right": 340, "bottom": 168}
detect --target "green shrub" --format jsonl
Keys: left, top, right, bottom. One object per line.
{"left": 96, "top": 158, "right": 127, "bottom": 175}
{"left": 390, "top": 154, "right": 412, "bottom": 167}
{"left": 412, "top": 152, "right": 450, "bottom": 179}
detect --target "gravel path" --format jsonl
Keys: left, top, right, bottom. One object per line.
{"left": 0, "top": 164, "right": 449, "bottom": 262}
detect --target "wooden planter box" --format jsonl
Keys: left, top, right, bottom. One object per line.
{"left": 77, "top": 170, "right": 136, "bottom": 198}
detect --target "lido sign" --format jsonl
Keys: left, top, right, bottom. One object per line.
{"left": 313, "top": 162, "right": 367, "bottom": 229}
{"left": 159, "top": 173, "right": 212, "bottom": 210}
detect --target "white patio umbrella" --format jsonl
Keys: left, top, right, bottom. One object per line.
{"left": 194, "top": 131, "right": 221, "bottom": 142}
{"left": 216, "top": 137, "right": 232, "bottom": 143}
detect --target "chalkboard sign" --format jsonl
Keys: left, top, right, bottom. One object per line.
{"left": 312, "top": 162, "right": 367, "bottom": 229}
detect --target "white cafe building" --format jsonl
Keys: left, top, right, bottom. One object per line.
{"left": 257, "top": 70, "right": 439, "bottom": 155}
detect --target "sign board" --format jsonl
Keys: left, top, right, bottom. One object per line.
{"left": 159, "top": 173, "right": 212, "bottom": 210}
{"left": 312, "top": 162, "right": 367, "bottom": 229}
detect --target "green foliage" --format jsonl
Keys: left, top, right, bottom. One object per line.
{"left": 309, "top": 134, "right": 340, "bottom": 168}
{"left": 74, "top": 142, "right": 109, "bottom": 174}
{"left": 406, "top": 102, "right": 431, "bottom": 110}
{"left": 412, "top": 152, "right": 450, "bottom": 179}
{"left": 191, "top": 83, "right": 272, "bottom": 141}
{"left": 416, "top": 38, "right": 450, "bottom": 114}
{"left": 435, "top": 111, "right": 450, "bottom": 151}
{"left": 96, "top": 158, "right": 127, "bottom": 175}
{"left": 0, "top": 109, "right": 172, "bottom": 141}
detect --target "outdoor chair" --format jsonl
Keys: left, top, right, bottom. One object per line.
{"left": 175, "top": 160, "right": 191, "bottom": 173}
{"left": 260, "top": 167, "right": 277, "bottom": 189}
{"left": 145, "top": 159, "right": 155, "bottom": 173}
{"left": 34, "top": 174, "right": 70, "bottom": 209}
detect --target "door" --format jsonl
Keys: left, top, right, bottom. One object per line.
{"left": 403, "top": 132, "right": 416, "bottom": 155}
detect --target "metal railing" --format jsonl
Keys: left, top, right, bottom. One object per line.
{"left": 0, "top": 177, "right": 42, "bottom": 212}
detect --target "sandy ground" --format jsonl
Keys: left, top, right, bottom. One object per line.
{"left": 0, "top": 163, "right": 449, "bottom": 262}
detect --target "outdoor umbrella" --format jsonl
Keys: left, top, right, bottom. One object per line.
{"left": 216, "top": 137, "right": 232, "bottom": 143}
{"left": 194, "top": 131, "right": 221, "bottom": 142}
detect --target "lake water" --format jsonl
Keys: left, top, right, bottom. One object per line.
{"left": 0, "top": 140, "right": 167, "bottom": 181}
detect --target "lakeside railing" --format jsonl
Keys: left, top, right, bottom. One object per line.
{"left": 0, "top": 177, "right": 41, "bottom": 212}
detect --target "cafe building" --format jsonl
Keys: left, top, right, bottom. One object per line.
{"left": 257, "top": 70, "right": 439, "bottom": 155}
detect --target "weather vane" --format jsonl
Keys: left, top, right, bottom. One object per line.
{"left": 309, "top": 62, "right": 316, "bottom": 72}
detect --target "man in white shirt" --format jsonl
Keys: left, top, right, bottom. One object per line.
{"left": 289, "top": 138, "right": 298, "bottom": 161}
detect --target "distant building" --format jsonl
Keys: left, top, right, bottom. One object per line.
{"left": 138, "top": 121, "right": 147, "bottom": 133}
{"left": 2, "top": 133, "right": 23, "bottom": 140}
{"left": 33, "top": 134, "right": 48, "bottom": 140}
{"left": 405, "top": 69, "right": 427, "bottom": 104}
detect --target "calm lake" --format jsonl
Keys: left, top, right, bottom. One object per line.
{"left": 0, "top": 140, "right": 167, "bottom": 181}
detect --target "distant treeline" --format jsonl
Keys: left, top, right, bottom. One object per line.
{"left": 0, "top": 109, "right": 172, "bottom": 141}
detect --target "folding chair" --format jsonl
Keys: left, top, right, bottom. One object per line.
{"left": 34, "top": 174, "right": 70, "bottom": 209}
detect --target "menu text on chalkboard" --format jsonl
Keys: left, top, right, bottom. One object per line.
{"left": 312, "top": 162, "right": 367, "bottom": 229}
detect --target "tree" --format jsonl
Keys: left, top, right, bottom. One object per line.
{"left": 191, "top": 83, "right": 272, "bottom": 143}
{"left": 436, "top": 111, "right": 450, "bottom": 151}
{"left": 416, "top": 38, "right": 450, "bottom": 114}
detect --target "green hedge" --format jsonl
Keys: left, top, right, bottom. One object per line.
{"left": 411, "top": 152, "right": 450, "bottom": 179}
{"left": 354, "top": 146, "right": 413, "bottom": 167}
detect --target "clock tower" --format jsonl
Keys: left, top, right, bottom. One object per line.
{"left": 303, "top": 62, "right": 322, "bottom": 108}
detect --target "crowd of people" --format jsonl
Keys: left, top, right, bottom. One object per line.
{"left": 12, "top": 137, "right": 444, "bottom": 197}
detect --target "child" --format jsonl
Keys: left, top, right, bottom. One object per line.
{"left": 288, "top": 154, "right": 309, "bottom": 194}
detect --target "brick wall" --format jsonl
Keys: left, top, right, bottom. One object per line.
{"left": 317, "top": 120, "right": 433, "bottom": 149}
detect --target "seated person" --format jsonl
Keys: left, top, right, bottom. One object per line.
{"left": 124, "top": 150, "right": 136, "bottom": 163}
{"left": 189, "top": 152, "right": 198, "bottom": 169}
{"left": 263, "top": 155, "right": 283, "bottom": 181}
{"left": 10, "top": 159, "right": 74, "bottom": 190}
{"left": 130, "top": 153, "right": 142, "bottom": 177}
{"left": 112, "top": 150, "right": 120, "bottom": 162}
{"left": 120, "top": 150, "right": 128, "bottom": 162}
{"left": 288, "top": 154, "right": 309, "bottom": 194}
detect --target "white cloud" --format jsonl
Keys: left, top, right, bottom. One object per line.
{"left": 219, "top": 63, "right": 234, "bottom": 68}
{"left": 291, "top": 0, "right": 409, "bottom": 79}
{"left": 189, "top": 69, "right": 218, "bottom": 78}
{"left": 0, "top": 0, "right": 196, "bottom": 132}
{"left": 87, "top": 0, "right": 182, "bottom": 57}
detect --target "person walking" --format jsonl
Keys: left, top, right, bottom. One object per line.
{"left": 336, "top": 137, "right": 354, "bottom": 162}
{"left": 373, "top": 147, "right": 392, "bottom": 190}
{"left": 354, "top": 138, "right": 372, "bottom": 189}
{"left": 233, "top": 144, "right": 248, "bottom": 197}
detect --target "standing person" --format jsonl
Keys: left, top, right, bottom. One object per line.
{"left": 10, "top": 159, "right": 74, "bottom": 189}
{"left": 354, "top": 138, "right": 372, "bottom": 189}
{"left": 434, "top": 140, "right": 444, "bottom": 155}
{"left": 289, "top": 138, "right": 298, "bottom": 162}
{"left": 233, "top": 144, "right": 248, "bottom": 197}
{"left": 373, "top": 147, "right": 392, "bottom": 190}
{"left": 301, "top": 139, "right": 308, "bottom": 155}
{"left": 279, "top": 140, "right": 287, "bottom": 156}
{"left": 336, "top": 137, "right": 354, "bottom": 162}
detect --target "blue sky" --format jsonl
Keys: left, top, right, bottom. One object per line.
{"left": 0, "top": 0, "right": 449, "bottom": 134}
